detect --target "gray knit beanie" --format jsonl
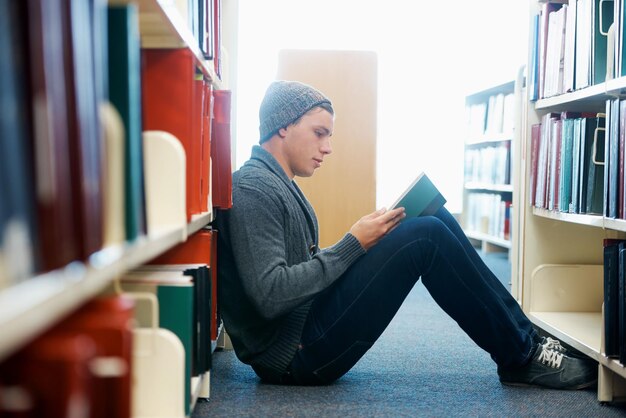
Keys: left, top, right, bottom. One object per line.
{"left": 258, "top": 80, "right": 333, "bottom": 143}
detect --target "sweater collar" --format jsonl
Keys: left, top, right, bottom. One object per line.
{"left": 248, "top": 145, "right": 319, "bottom": 248}
{"left": 249, "top": 145, "right": 293, "bottom": 187}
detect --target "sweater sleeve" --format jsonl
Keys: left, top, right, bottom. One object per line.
{"left": 227, "top": 183, "right": 365, "bottom": 320}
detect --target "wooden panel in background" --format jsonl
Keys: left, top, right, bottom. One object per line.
{"left": 277, "top": 50, "right": 377, "bottom": 248}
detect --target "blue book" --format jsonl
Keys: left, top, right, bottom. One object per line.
{"left": 390, "top": 172, "right": 446, "bottom": 219}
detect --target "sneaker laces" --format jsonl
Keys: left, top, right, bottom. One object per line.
{"left": 542, "top": 337, "right": 566, "bottom": 353}
{"left": 538, "top": 346, "right": 564, "bottom": 369}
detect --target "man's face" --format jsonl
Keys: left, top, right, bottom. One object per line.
{"left": 281, "top": 107, "right": 334, "bottom": 178}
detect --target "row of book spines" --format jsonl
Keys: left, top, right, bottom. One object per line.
{"left": 531, "top": 102, "right": 626, "bottom": 218}
{"left": 464, "top": 193, "right": 512, "bottom": 240}
{"left": 465, "top": 92, "right": 515, "bottom": 137}
{"left": 603, "top": 98, "right": 626, "bottom": 219}
{"left": 0, "top": 3, "right": 232, "bottom": 283}
{"left": 0, "top": 229, "right": 220, "bottom": 417}
{"left": 529, "top": 0, "right": 614, "bottom": 100}
{"left": 0, "top": 292, "right": 212, "bottom": 418}
{"left": 529, "top": 112, "right": 605, "bottom": 214}
{"left": 185, "top": 0, "right": 223, "bottom": 77}
{"left": 464, "top": 143, "right": 511, "bottom": 185}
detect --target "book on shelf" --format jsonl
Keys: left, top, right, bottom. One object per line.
{"left": 534, "top": 0, "right": 614, "bottom": 97}
{"left": 134, "top": 263, "right": 212, "bottom": 376}
{"left": 531, "top": 112, "right": 605, "bottom": 215}
{"left": 65, "top": 0, "right": 106, "bottom": 261}
{"left": 52, "top": 295, "right": 135, "bottom": 418}
{"left": 0, "top": 330, "right": 97, "bottom": 417}
{"left": 0, "top": 0, "right": 38, "bottom": 287}
{"left": 201, "top": 82, "right": 213, "bottom": 212}
{"left": 108, "top": 3, "right": 147, "bottom": 242}
{"left": 149, "top": 229, "right": 220, "bottom": 342}
{"left": 620, "top": 243, "right": 626, "bottom": 364}
{"left": 211, "top": 89, "right": 233, "bottom": 209}
{"left": 120, "top": 270, "right": 195, "bottom": 415}
{"left": 389, "top": 172, "right": 446, "bottom": 219}
{"left": 604, "top": 239, "right": 626, "bottom": 358}
{"left": 582, "top": 115, "right": 606, "bottom": 215}
{"left": 592, "top": 0, "right": 614, "bottom": 85}
{"left": 142, "top": 48, "right": 209, "bottom": 222}
{"left": 26, "top": 0, "right": 81, "bottom": 272}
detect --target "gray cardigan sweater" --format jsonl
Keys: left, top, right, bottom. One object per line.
{"left": 216, "top": 146, "right": 365, "bottom": 382}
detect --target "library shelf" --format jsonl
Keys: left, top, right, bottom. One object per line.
{"left": 0, "top": 211, "right": 213, "bottom": 362}
{"left": 465, "top": 230, "right": 511, "bottom": 250}
{"left": 109, "top": 0, "right": 221, "bottom": 87}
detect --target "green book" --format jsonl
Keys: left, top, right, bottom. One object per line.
{"left": 121, "top": 271, "right": 194, "bottom": 415}
{"left": 108, "top": 4, "right": 146, "bottom": 241}
{"left": 389, "top": 172, "right": 446, "bottom": 219}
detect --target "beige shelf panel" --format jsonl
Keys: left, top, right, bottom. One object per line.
{"left": 0, "top": 212, "right": 212, "bottom": 362}
{"left": 530, "top": 311, "right": 601, "bottom": 360}
{"left": 532, "top": 207, "right": 626, "bottom": 232}
{"left": 466, "top": 134, "right": 513, "bottom": 145}
{"left": 465, "top": 230, "right": 511, "bottom": 249}
{"left": 534, "top": 76, "right": 626, "bottom": 112}
{"left": 464, "top": 182, "right": 513, "bottom": 193}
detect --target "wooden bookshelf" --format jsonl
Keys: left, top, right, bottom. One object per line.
{"left": 0, "top": 212, "right": 213, "bottom": 362}
{"left": 0, "top": 0, "right": 232, "bottom": 415}
{"left": 462, "top": 81, "right": 516, "bottom": 254}
{"left": 517, "top": 0, "right": 626, "bottom": 402}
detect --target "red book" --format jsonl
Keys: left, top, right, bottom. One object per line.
{"left": 0, "top": 333, "right": 97, "bottom": 417}
{"left": 530, "top": 124, "right": 542, "bottom": 207}
{"left": 63, "top": 0, "right": 104, "bottom": 260}
{"left": 617, "top": 100, "right": 626, "bottom": 219}
{"left": 26, "top": 0, "right": 80, "bottom": 271}
{"left": 201, "top": 81, "right": 213, "bottom": 212}
{"left": 142, "top": 49, "right": 204, "bottom": 221}
{"left": 149, "top": 229, "right": 220, "bottom": 341}
{"left": 211, "top": 90, "right": 232, "bottom": 209}
{"left": 53, "top": 296, "right": 134, "bottom": 418}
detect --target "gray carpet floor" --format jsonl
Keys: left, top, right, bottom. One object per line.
{"left": 193, "top": 251, "right": 626, "bottom": 417}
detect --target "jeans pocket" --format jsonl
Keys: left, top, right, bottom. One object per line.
{"left": 312, "top": 341, "right": 373, "bottom": 384}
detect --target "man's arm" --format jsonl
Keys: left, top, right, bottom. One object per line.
{"left": 227, "top": 184, "right": 364, "bottom": 320}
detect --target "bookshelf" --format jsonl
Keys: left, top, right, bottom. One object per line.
{"left": 0, "top": 0, "right": 234, "bottom": 416}
{"left": 517, "top": 0, "right": 626, "bottom": 402}
{"left": 462, "top": 80, "right": 517, "bottom": 254}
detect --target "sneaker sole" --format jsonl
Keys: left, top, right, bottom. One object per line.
{"left": 499, "top": 379, "right": 597, "bottom": 391}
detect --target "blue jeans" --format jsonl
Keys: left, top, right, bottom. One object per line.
{"left": 285, "top": 207, "right": 539, "bottom": 385}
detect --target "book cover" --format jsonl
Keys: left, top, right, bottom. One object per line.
{"left": 559, "top": 117, "right": 575, "bottom": 212}
{"left": 148, "top": 229, "right": 220, "bottom": 341}
{"left": 619, "top": 243, "right": 626, "bottom": 364}
{"left": 201, "top": 82, "right": 213, "bottom": 212}
{"left": 52, "top": 295, "right": 134, "bottom": 418}
{"left": 64, "top": 0, "right": 105, "bottom": 260}
{"left": 0, "top": 322, "right": 97, "bottom": 417}
{"left": 136, "top": 262, "right": 212, "bottom": 375}
{"left": 582, "top": 114, "right": 606, "bottom": 214}
{"left": 211, "top": 89, "right": 233, "bottom": 209}
{"left": 592, "top": 0, "right": 614, "bottom": 84}
{"left": 604, "top": 239, "right": 625, "bottom": 357}
{"left": 142, "top": 49, "right": 204, "bottom": 222}
{"left": 621, "top": 100, "right": 626, "bottom": 218}
{"left": 0, "top": 0, "right": 38, "bottom": 283}
{"left": 26, "top": 0, "right": 80, "bottom": 271}
{"left": 108, "top": 4, "right": 146, "bottom": 242}
{"left": 389, "top": 172, "right": 446, "bottom": 219}
{"left": 120, "top": 271, "right": 194, "bottom": 415}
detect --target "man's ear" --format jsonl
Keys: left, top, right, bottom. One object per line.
{"left": 277, "top": 126, "right": 288, "bottom": 138}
